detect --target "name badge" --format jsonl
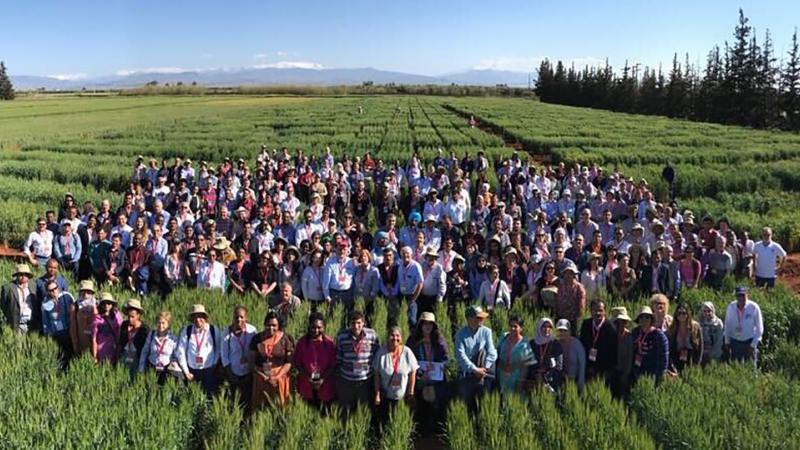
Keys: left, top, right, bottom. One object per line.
{"left": 634, "top": 354, "right": 643, "bottom": 367}
{"left": 195, "top": 356, "right": 204, "bottom": 364}
{"left": 54, "top": 321, "right": 65, "bottom": 332}
{"left": 588, "top": 348, "right": 598, "bottom": 362}
{"left": 240, "top": 357, "right": 249, "bottom": 365}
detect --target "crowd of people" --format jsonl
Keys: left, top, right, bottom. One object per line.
{"left": 1, "top": 146, "right": 778, "bottom": 430}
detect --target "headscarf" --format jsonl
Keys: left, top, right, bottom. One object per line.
{"left": 409, "top": 212, "right": 422, "bottom": 224}
{"left": 698, "top": 301, "right": 722, "bottom": 326}
{"left": 533, "top": 318, "right": 555, "bottom": 346}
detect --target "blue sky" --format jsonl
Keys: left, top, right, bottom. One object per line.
{"left": 2, "top": 0, "right": 799, "bottom": 79}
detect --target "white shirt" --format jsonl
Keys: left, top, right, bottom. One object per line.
{"left": 753, "top": 240, "right": 786, "bottom": 278}
{"left": 221, "top": 324, "right": 258, "bottom": 376}
{"left": 177, "top": 323, "right": 221, "bottom": 372}
{"left": 422, "top": 228, "right": 442, "bottom": 252}
{"left": 444, "top": 199, "right": 469, "bottom": 225}
{"left": 373, "top": 345, "right": 418, "bottom": 400}
{"left": 723, "top": 300, "right": 763, "bottom": 347}
{"left": 301, "top": 265, "right": 324, "bottom": 301}
{"left": 24, "top": 230, "right": 54, "bottom": 259}
{"left": 322, "top": 255, "right": 357, "bottom": 298}
{"left": 138, "top": 330, "right": 179, "bottom": 373}
{"left": 17, "top": 283, "right": 33, "bottom": 332}
{"left": 296, "top": 222, "right": 323, "bottom": 245}
{"left": 421, "top": 262, "right": 446, "bottom": 301}
{"left": 197, "top": 259, "right": 227, "bottom": 292}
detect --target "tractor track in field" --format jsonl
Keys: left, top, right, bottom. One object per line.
{"left": 441, "top": 103, "right": 551, "bottom": 166}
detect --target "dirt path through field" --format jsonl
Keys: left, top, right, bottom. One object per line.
{"left": 0, "top": 245, "right": 25, "bottom": 260}
{"left": 442, "top": 103, "right": 550, "bottom": 165}
{"left": 780, "top": 253, "right": 800, "bottom": 294}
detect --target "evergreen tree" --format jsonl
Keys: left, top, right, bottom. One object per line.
{"left": 726, "top": 9, "right": 753, "bottom": 125}
{"left": 535, "top": 59, "right": 555, "bottom": 102}
{"left": 0, "top": 61, "right": 15, "bottom": 101}
{"left": 781, "top": 28, "right": 800, "bottom": 130}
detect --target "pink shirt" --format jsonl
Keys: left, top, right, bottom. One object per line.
{"left": 293, "top": 335, "right": 336, "bottom": 402}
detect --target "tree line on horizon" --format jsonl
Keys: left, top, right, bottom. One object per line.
{"left": 535, "top": 9, "right": 800, "bottom": 132}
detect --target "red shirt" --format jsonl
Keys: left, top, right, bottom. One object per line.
{"left": 293, "top": 335, "right": 337, "bottom": 402}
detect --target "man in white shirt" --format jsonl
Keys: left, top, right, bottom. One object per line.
{"left": 753, "top": 227, "right": 786, "bottom": 288}
{"left": 422, "top": 216, "right": 442, "bottom": 252}
{"left": 322, "top": 241, "right": 357, "bottom": 308}
{"left": 23, "top": 218, "right": 54, "bottom": 268}
{"left": 197, "top": 250, "right": 227, "bottom": 293}
{"left": 177, "top": 304, "right": 222, "bottom": 397}
{"left": 723, "top": 286, "right": 763, "bottom": 366}
{"left": 221, "top": 306, "right": 257, "bottom": 412}
{"left": 443, "top": 191, "right": 469, "bottom": 226}
{"left": 418, "top": 247, "right": 446, "bottom": 326}
{"left": 437, "top": 236, "right": 461, "bottom": 273}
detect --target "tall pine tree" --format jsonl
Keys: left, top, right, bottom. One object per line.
{"left": 781, "top": 28, "right": 800, "bottom": 130}
{"left": 0, "top": 61, "right": 15, "bottom": 101}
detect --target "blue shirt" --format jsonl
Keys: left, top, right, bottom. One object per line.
{"left": 397, "top": 260, "right": 423, "bottom": 296}
{"left": 321, "top": 255, "right": 357, "bottom": 298}
{"left": 454, "top": 325, "right": 498, "bottom": 377}
{"left": 41, "top": 292, "right": 74, "bottom": 336}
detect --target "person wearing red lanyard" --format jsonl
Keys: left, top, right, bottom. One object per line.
{"left": 406, "top": 312, "right": 450, "bottom": 437}
{"left": 353, "top": 249, "right": 380, "bottom": 300}
{"left": 321, "top": 241, "right": 356, "bottom": 309}
{"left": 525, "top": 318, "right": 563, "bottom": 392}
{"left": 177, "top": 304, "right": 221, "bottom": 398}
{"left": 138, "top": 311, "right": 178, "bottom": 385}
{"left": 477, "top": 264, "right": 511, "bottom": 310}
{"left": 723, "top": 285, "right": 763, "bottom": 366}
{"left": 417, "top": 247, "right": 446, "bottom": 326}
{"left": 335, "top": 310, "right": 379, "bottom": 412}
{"left": 437, "top": 236, "right": 459, "bottom": 273}
{"left": 609, "top": 307, "right": 634, "bottom": 399}
{"left": 221, "top": 306, "right": 257, "bottom": 414}
{"left": 496, "top": 314, "right": 534, "bottom": 393}
{"left": 556, "top": 319, "right": 586, "bottom": 389}
{"left": 250, "top": 310, "right": 295, "bottom": 410}
{"left": 579, "top": 300, "right": 617, "bottom": 380}
{"left": 666, "top": 302, "right": 704, "bottom": 375}
{"left": 1, "top": 264, "right": 41, "bottom": 334}
{"left": 631, "top": 306, "right": 669, "bottom": 385}
{"left": 373, "top": 325, "right": 418, "bottom": 424}
{"left": 293, "top": 313, "right": 336, "bottom": 408}
{"left": 118, "top": 299, "right": 149, "bottom": 379}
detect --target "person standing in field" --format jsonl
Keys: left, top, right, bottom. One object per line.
{"left": 723, "top": 286, "right": 763, "bottom": 367}
{"left": 92, "top": 293, "right": 122, "bottom": 364}
{"left": 23, "top": 217, "right": 54, "bottom": 269}
{"left": 118, "top": 299, "right": 149, "bottom": 378}
{"left": 454, "top": 306, "right": 496, "bottom": 411}
{"left": 1, "top": 264, "right": 41, "bottom": 333}
{"left": 293, "top": 313, "right": 336, "bottom": 409}
{"left": 753, "top": 227, "right": 786, "bottom": 289}
{"left": 71, "top": 280, "right": 98, "bottom": 355}
{"left": 373, "top": 325, "right": 418, "bottom": 424}
{"left": 322, "top": 240, "right": 357, "bottom": 309}
{"left": 335, "top": 310, "right": 379, "bottom": 412}
{"left": 250, "top": 309, "right": 294, "bottom": 410}
{"left": 176, "top": 304, "right": 222, "bottom": 397}
{"left": 138, "top": 311, "right": 179, "bottom": 385}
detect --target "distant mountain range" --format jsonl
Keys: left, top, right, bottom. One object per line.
{"left": 10, "top": 66, "right": 534, "bottom": 91}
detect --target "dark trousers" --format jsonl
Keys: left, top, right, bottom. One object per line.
{"left": 755, "top": 277, "right": 775, "bottom": 288}
{"left": 416, "top": 294, "right": 437, "bottom": 324}
{"left": 730, "top": 338, "right": 758, "bottom": 367}
{"left": 457, "top": 376, "right": 492, "bottom": 413}
{"left": 336, "top": 376, "right": 372, "bottom": 413}
{"left": 227, "top": 372, "right": 254, "bottom": 415}
{"left": 189, "top": 367, "right": 219, "bottom": 398}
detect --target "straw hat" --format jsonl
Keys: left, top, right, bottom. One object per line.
{"left": 610, "top": 307, "right": 632, "bottom": 322}
{"left": 635, "top": 306, "right": 655, "bottom": 322}
{"left": 124, "top": 299, "right": 145, "bottom": 314}
{"left": 98, "top": 292, "right": 117, "bottom": 305}
{"left": 562, "top": 264, "right": 579, "bottom": 275}
{"left": 424, "top": 247, "right": 438, "bottom": 259}
{"left": 419, "top": 312, "right": 436, "bottom": 323}
{"left": 188, "top": 304, "right": 209, "bottom": 320}
{"left": 78, "top": 279, "right": 96, "bottom": 293}
{"left": 284, "top": 246, "right": 301, "bottom": 260}
{"left": 13, "top": 264, "right": 33, "bottom": 277}
{"left": 541, "top": 286, "right": 559, "bottom": 305}
{"left": 213, "top": 237, "right": 231, "bottom": 251}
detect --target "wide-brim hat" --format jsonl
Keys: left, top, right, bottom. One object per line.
{"left": 562, "top": 264, "right": 579, "bottom": 275}
{"left": 79, "top": 279, "right": 96, "bottom": 293}
{"left": 419, "top": 312, "right": 436, "bottom": 323}
{"left": 453, "top": 253, "right": 465, "bottom": 264}
{"left": 98, "top": 292, "right": 117, "bottom": 305}
{"left": 504, "top": 247, "right": 518, "bottom": 258}
{"left": 212, "top": 237, "right": 231, "bottom": 251}
{"left": 611, "top": 307, "right": 632, "bottom": 322}
{"left": 284, "top": 246, "right": 301, "bottom": 259}
{"left": 124, "top": 299, "right": 145, "bottom": 314}
{"left": 588, "top": 252, "right": 602, "bottom": 261}
{"left": 425, "top": 247, "right": 438, "bottom": 258}
{"left": 541, "top": 286, "right": 559, "bottom": 304}
{"left": 425, "top": 214, "right": 438, "bottom": 223}
{"left": 635, "top": 306, "right": 655, "bottom": 322}
{"left": 188, "top": 304, "right": 209, "bottom": 320}
{"left": 631, "top": 223, "right": 644, "bottom": 233}
{"left": 273, "top": 236, "right": 288, "bottom": 246}
{"left": 13, "top": 264, "right": 33, "bottom": 277}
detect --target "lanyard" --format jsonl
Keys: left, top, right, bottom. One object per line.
{"left": 636, "top": 328, "right": 652, "bottom": 354}
{"left": 353, "top": 333, "right": 365, "bottom": 358}
{"left": 337, "top": 257, "right": 349, "bottom": 280}
{"left": 155, "top": 333, "right": 169, "bottom": 357}
{"left": 737, "top": 306, "right": 746, "bottom": 328}
{"left": 264, "top": 332, "right": 281, "bottom": 359}
{"left": 537, "top": 341, "right": 551, "bottom": 365}
{"left": 391, "top": 346, "right": 402, "bottom": 374}
{"left": 592, "top": 319, "right": 605, "bottom": 347}
{"left": 128, "top": 325, "right": 139, "bottom": 347}
{"left": 194, "top": 328, "right": 208, "bottom": 353}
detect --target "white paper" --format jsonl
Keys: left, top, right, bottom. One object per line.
{"left": 419, "top": 361, "right": 444, "bottom": 381}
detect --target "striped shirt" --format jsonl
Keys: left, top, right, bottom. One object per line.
{"left": 335, "top": 328, "right": 380, "bottom": 381}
